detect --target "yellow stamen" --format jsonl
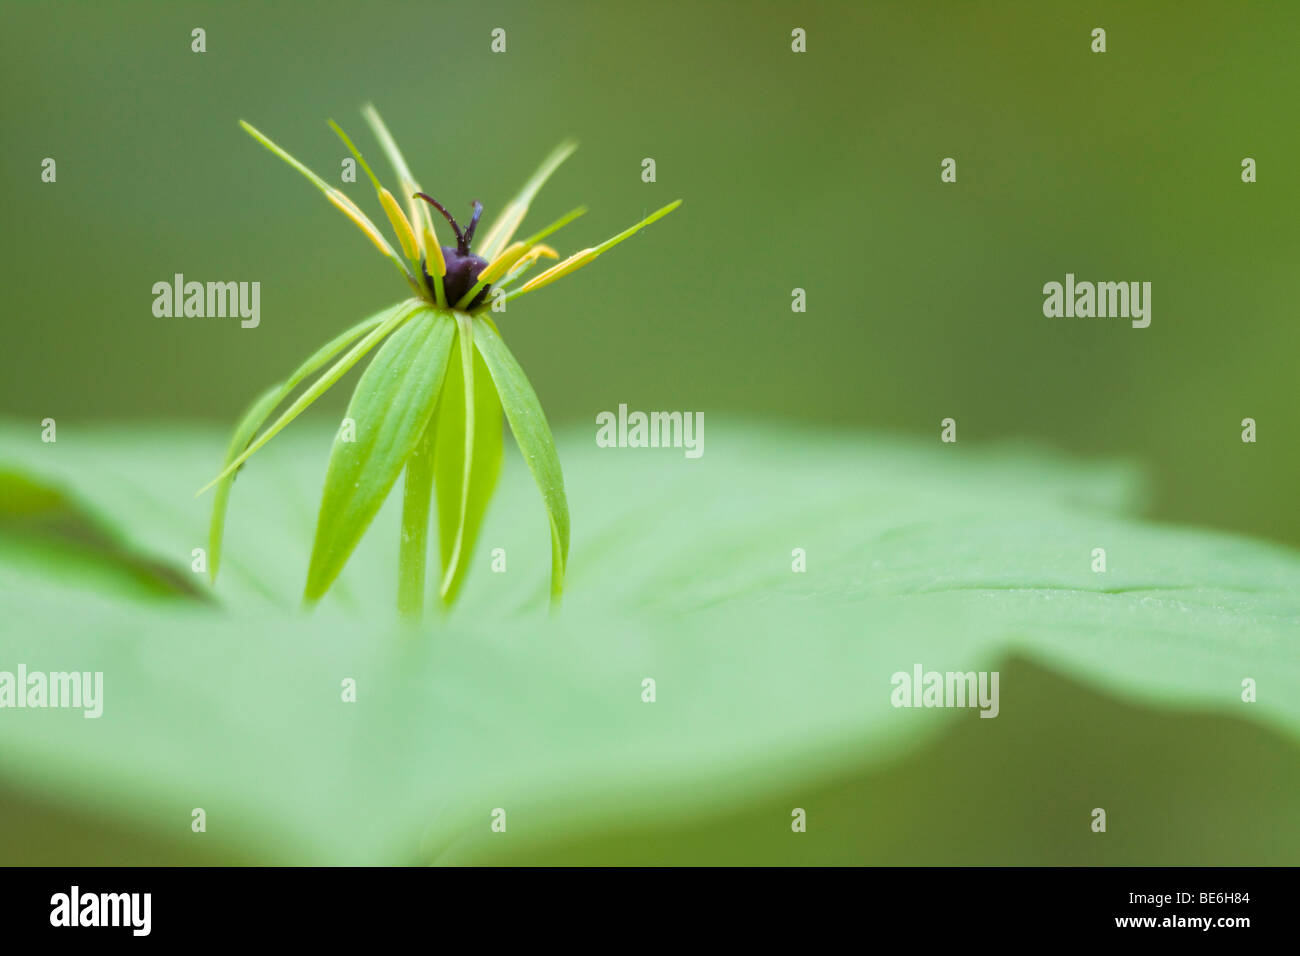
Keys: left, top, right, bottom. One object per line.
{"left": 423, "top": 226, "right": 447, "bottom": 277}
{"left": 330, "top": 119, "right": 422, "bottom": 267}
{"left": 497, "top": 244, "right": 560, "bottom": 289}
{"left": 241, "top": 120, "right": 412, "bottom": 275}
{"left": 409, "top": 199, "right": 429, "bottom": 256}
{"left": 455, "top": 241, "right": 531, "bottom": 310}
{"left": 477, "top": 140, "right": 578, "bottom": 261}
{"left": 517, "top": 248, "right": 599, "bottom": 295}
{"left": 380, "top": 188, "right": 419, "bottom": 261}
{"left": 473, "top": 208, "right": 582, "bottom": 299}
{"left": 515, "top": 244, "right": 560, "bottom": 272}
{"left": 360, "top": 104, "right": 451, "bottom": 302}
{"left": 326, "top": 189, "right": 402, "bottom": 261}
{"left": 517, "top": 200, "right": 682, "bottom": 296}
{"left": 476, "top": 242, "right": 530, "bottom": 286}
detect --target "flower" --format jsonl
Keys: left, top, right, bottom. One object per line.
{"left": 198, "top": 104, "right": 681, "bottom": 618}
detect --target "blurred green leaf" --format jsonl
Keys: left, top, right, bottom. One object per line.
{"left": 0, "top": 422, "right": 1297, "bottom": 864}
{"left": 0, "top": 470, "right": 205, "bottom": 602}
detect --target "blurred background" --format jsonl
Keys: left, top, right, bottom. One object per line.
{"left": 3, "top": 0, "right": 1298, "bottom": 550}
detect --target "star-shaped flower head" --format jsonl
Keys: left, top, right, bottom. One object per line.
{"left": 199, "top": 105, "right": 681, "bottom": 619}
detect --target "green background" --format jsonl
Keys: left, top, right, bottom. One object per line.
{"left": 2, "top": 0, "right": 1296, "bottom": 546}
{"left": 1, "top": 1, "right": 1297, "bottom": 868}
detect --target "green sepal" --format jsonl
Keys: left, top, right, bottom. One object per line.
{"left": 397, "top": 415, "right": 437, "bottom": 620}
{"left": 207, "top": 306, "right": 398, "bottom": 583}
{"left": 198, "top": 301, "right": 417, "bottom": 497}
{"left": 433, "top": 315, "right": 504, "bottom": 607}
{"left": 473, "top": 320, "right": 569, "bottom": 602}
{"left": 303, "top": 308, "right": 456, "bottom": 604}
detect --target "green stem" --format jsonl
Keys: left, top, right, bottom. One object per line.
{"left": 397, "top": 418, "right": 437, "bottom": 620}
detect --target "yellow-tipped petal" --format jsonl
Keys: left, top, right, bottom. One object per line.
{"left": 423, "top": 226, "right": 447, "bottom": 277}
{"left": 362, "top": 105, "right": 421, "bottom": 192}
{"left": 360, "top": 106, "right": 426, "bottom": 230}
{"left": 476, "top": 242, "right": 530, "bottom": 286}
{"left": 405, "top": 191, "right": 438, "bottom": 259}
{"left": 457, "top": 238, "right": 558, "bottom": 309}
{"left": 331, "top": 119, "right": 419, "bottom": 265}
{"left": 467, "top": 208, "right": 583, "bottom": 305}
{"left": 326, "top": 189, "right": 402, "bottom": 261}
{"left": 380, "top": 188, "right": 419, "bottom": 261}
{"left": 242, "top": 119, "right": 414, "bottom": 285}
{"left": 496, "top": 244, "right": 560, "bottom": 290}
{"left": 515, "top": 200, "right": 682, "bottom": 297}
{"left": 517, "top": 248, "right": 599, "bottom": 295}
{"left": 478, "top": 210, "right": 525, "bottom": 265}
{"left": 409, "top": 198, "right": 429, "bottom": 255}
{"left": 477, "top": 140, "right": 578, "bottom": 261}
{"left": 240, "top": 120, "right": 331, "bottom": 194}
{"left": 455, "top": 241, "right": 529, "bottom": 309}
{"left": 328, "top": 119, "right": 384, "bottom": 193}
{"left": 422, "top": 223, "right": 448, "bottom": 307}
{"left": 415, "top": 201, "right": 441, "bottom": 260}
{"left": 590, "top": 199, "right": 682, "bottom": 254}
{"left": 360, "top": 104, "right": 440, "bottom": 274}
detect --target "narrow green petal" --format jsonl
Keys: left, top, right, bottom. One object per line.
{"left": 473, "top": 320, "right": 569, "bottom": 602}
{"left": 196, "top": 302, "right": 417, "bottom": 497}
{"left": 207, "top": 306, "right": 398, "bottom": 583}
{"left": 477, "top": 140, "right": 578, "bottom": 262}
{"left": 304, "top": 309, "right": 456, "bottom": 604}
{"left": 511, "top": 199, "right": 682, "bottom": 300}
{"left": 360, "top": 104, "right": 446, "bottom": 304}
{"left": 208, "top": 386, "right": 281, "bottom": 584}
{"left": 240, "top": 119, "right": 331, "bottom": 193}
{"left": 328, "top": 119, "right": 384, "bottom": 193}
{"left": 360, "top": 104, "right": 422, "bottom": 194}
{"left": 241, "top": 120, "right": 410, "bottom": 279}
{"left": 517, "top": 205, "right": 587, "bottom": 247}
{"left": 434, "top": 316, "right": 504, "bottom": 606}
{"left": 330, "top": 120, "right": 420, "bottom": 264}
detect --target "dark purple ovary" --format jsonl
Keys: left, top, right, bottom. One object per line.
{"left": 414, "top": 193, "right": 490, "bottom": 309}
{"left": 436, "top": 247, "right": 489, "bottom": 309}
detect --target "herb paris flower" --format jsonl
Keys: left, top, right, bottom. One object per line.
{"left": 198, "top": 105, "right": 681, "bottom": 618}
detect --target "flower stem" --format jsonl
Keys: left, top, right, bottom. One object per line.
{"left": 398, "top": 417, "right": 437, "bottom": 620}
